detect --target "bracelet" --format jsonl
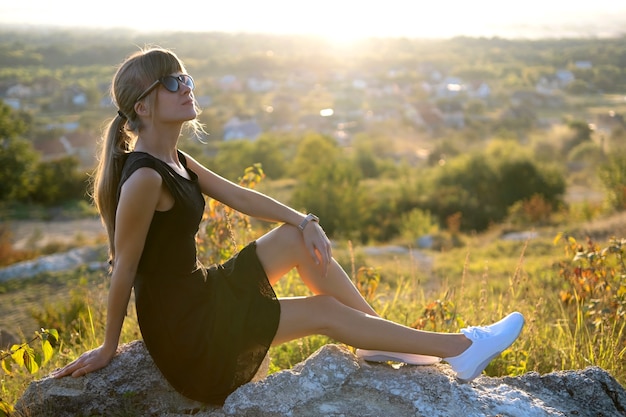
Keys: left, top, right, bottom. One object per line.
{"left": 298, "top": 213, "right": 319, "bottom": 231}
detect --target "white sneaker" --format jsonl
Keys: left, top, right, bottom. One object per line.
{"left": 444, "top": 312, "right": 525, "bottom": 381}
{"left": 356, "top": 349, "right": 442, "bottom": 365}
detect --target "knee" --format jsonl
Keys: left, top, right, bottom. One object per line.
{"left": 273, "top": 223, "right": 308, "bottom": 254}
{"left": 309, "top": 295, "right": 344, "bottom": 330}
{"left": 277, "top": 222, "right": 303, "bottom": 241}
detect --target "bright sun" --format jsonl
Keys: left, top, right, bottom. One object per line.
{"left": 1, "top": 0, "right": 624, "bottom": 41}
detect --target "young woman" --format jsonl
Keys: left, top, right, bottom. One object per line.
{"left": 52, "top": 47, "right": 524, "bottom": 405}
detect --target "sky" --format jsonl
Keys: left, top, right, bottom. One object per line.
{"left": 1, "top": 0, "right": 625, "bottom": 42}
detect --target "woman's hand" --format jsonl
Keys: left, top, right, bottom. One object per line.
{"left": 51, "top": 345, "right": 115, "bottom": 379}
{"left": 303, "top": 222, "right": 333, "bottom": 276}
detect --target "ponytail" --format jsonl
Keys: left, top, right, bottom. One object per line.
{"left": 93, "top": 112, "right": 134, "bottom": 262}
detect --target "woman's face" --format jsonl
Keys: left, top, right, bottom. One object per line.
{"left": 141, "top": 72, "right": 197, "bottom": 124}
{"left": 137, "top": 72, "right": 197, "bottom": 123}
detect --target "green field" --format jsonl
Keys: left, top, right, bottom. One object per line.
{"left": 1, "top": 210, "right": 625, "bottom": 413}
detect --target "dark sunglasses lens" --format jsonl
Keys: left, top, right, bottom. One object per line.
{"left": 162, "top": 76, "right": 180, "bottom": 92}
{"left": 179, "top": 75, "right": 195, "bottom": 90}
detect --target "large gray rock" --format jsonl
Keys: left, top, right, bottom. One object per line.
{"left": 14, "top": 341, "right": 626, "bottom": 417}
{"left": 0, "top": 245, "right": 107, "bottom": 282}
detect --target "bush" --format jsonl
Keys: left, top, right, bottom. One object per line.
{"left": 553, "top": 234, "right": 626, "bottom": 376}
{"left": 422, "top": 145, "right": 565, "bottom": 232}
{"left": 598, "top": 151, "right": 626, "bottom": 211}
{"left": 29, "top": 156, "right": 89, "bottom": 205}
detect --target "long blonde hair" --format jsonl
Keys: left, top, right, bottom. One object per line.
{"left": 93, "top": 47, "right": 202, "bottom": 262}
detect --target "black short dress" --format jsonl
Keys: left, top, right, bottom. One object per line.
{"left": 118, "top": 151, "right": 281, "bottom": 405}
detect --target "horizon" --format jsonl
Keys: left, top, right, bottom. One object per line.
{"left": 2, "top": 1, "right": 626, "bottom": 43}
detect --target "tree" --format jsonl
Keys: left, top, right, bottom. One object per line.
{"left": 211, "top": 140, "right": 256, "bottom": 181}
{"left": 598, "top": 151, "right": 626, "bottom": 211}
{"left": 291, "top": 157, "right": 364, "bottom": 238}
{"left": 30, "top": 156, "right": 88, "bottom": 205}
{"left": 250, "top": 135, "right": 288, "bottom": 179}
{"left": 422, "top": 145, "right": 565, "bottom": 232}
{"left": 563, "top": 120, "right": 593, "bottom": 155}
{"left": 290, "top": 133, "right": 339, "bottom": 180}
{"left": 0, "top": 102, "right": 39, "bottom": 202}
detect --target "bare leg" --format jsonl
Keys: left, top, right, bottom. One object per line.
{"left": 256, "top": 224, "right": 452, "bottom": 361}
{"left": 256, "top": 224, "right": 377, "bottom": 316}
{"left": 272, "top": 295, "right": 470, "bottom": 358}
{"left": 255, "top": 225, "right": 525, "bottom": 379}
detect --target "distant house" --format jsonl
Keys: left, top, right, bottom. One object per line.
{"left": 72, "top": 92, "right": 88, "bottom": 107}
{"left": 468, "top": 82, "right": 491, "bottom": 99}
{"left": 555, "top": 70, "right": 575, "bottom": 86}
{"left": 3, "top": 97, "right": 21, "bottom": 110}
{"left": 218, "top": 75, "right": 242, "bottom": 92}
{"left": 537, "top": 69, "right": 575, "bottom": 94}
{"left": 6, "top": 83, "right": 33, "bottom": 99}
{"left": 246, "top": 77, "right": 275, "bottom": 93}
{"left": 435, "top": 77, "right": 464, "bottom": 98}
{"left": 575, "top": 61, "right": 593, "bottom": 70}
{"left": 61, "top": 85, "right": 88, "bottom": 108}
{"left": 223, "top": 117, "right": 262, "bottom": 141}
{"left": 438, "top": 101, "right": 465, "bottom": 129}
{"left": 34, "top": 130, "right": 98, "bottom": 167}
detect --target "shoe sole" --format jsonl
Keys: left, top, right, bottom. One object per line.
{"left": 456, "top": 352, "right": 501, "bottom": 382}
{"left": 356, "top": 350, "right": 441, "bottom": 366}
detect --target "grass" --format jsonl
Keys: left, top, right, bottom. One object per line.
{"left": 1, "top": 213, "right": 625, "bottom": 413}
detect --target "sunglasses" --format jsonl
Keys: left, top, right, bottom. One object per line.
{"left": 135, "top": 74, "right": 195, "bottom": 102}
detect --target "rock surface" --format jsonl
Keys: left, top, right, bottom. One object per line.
{"left": 0, "top": 245, "right": 107, "bottom": 282}
{"left": 15, "top": 341, "right": 626, "bottom": 417}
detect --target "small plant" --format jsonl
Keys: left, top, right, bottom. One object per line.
{"left": 197, "top": 164, "right": 265, "bottom": 264}
{"left": 1, "top": 329, "right": 59, "bottom": 375}
{"left": 0, "top": 328, "right": 59, "bottom": 416}
{"left": 555, "top": 234, "right": 626, "bottom": 324}
{"left": 355, "top": 266, "right": 381, "bottom": 305}
{"left": 554, "top": 233, "right": 626, "bottom": 376}
{"left": 412, "top": 295, "right": 458, "bottom": 332}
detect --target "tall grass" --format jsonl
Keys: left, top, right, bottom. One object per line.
{"left": 1, "top": 229, "right": 625, "bottom": 412}
{"left": 1, "top": 172, "right": 624, "bottom": 411}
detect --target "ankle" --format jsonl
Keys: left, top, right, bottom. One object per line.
{"left": 447, "top": 334, "right": 472, "bottom": 358}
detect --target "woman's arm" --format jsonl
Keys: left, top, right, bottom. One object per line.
{"left": 53, "top": 168, "right": 163, "bottom": 377}
{"left": 183, "top": 151, "right": 307, "bottom": 227}
{"left": 182, "top": 151, "right": 332, "bottom": 272}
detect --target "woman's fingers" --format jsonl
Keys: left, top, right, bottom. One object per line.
{"left": 51, "top": 347, "right": 111, "bottom": 379}
{"left": 52, "top": 361, "right": 80, "bottom": 378}
{"left": 303, "top": 222, "right": 333, "bottom": 275}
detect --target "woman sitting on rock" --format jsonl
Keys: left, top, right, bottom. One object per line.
{"left": 53, "top": 46, "right": 524, "bottom": 405}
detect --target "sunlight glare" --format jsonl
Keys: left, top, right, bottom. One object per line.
{"left": 1, "top": 0, "right": 625, "bottom": 40}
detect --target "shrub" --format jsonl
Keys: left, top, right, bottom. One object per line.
{"left": 554, "top": 234, "right": 626, "bottom": 376}
{"left": 598, "top": 151, "right": 626, "bottom": 211}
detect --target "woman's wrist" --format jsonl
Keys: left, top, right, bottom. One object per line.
{"left": 298, "top": 213, "right": 319, "bottom": 231}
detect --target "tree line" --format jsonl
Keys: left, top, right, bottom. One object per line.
{"left": 2, "top": 29, "right": 626, "bottom": 242}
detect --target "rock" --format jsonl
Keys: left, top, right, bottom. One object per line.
{"left": 15, "top": 342, "right": 626, "bottom": 417}
{"left": 0, "top": 245, "right": 108, "bottom": 282}
{"left": 14, "top": 341, "right": 207, "bottom": 417}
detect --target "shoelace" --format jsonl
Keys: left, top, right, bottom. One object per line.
{"left": 461, "top": 326, "right": 492, "bottom": 340}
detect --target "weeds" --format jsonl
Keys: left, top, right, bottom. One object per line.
{"left": 1, "top": 167, "right": 625, "bottom": 413}
{"left": 0, "top": 328, "right": 59, "bottom": 416}
{"left": 552, "top": 234, "right": 626, "bottom": 378}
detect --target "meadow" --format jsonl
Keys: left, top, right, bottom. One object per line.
{"left": 1, "top": 200, "right": 625, "bottom": 415}
{"left": 1, "top": 30, "right": 626, "bottom": 416}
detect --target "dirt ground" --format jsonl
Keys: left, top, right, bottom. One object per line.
{"left": 8, "top": 218, "right": 106, "bottom": 250}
